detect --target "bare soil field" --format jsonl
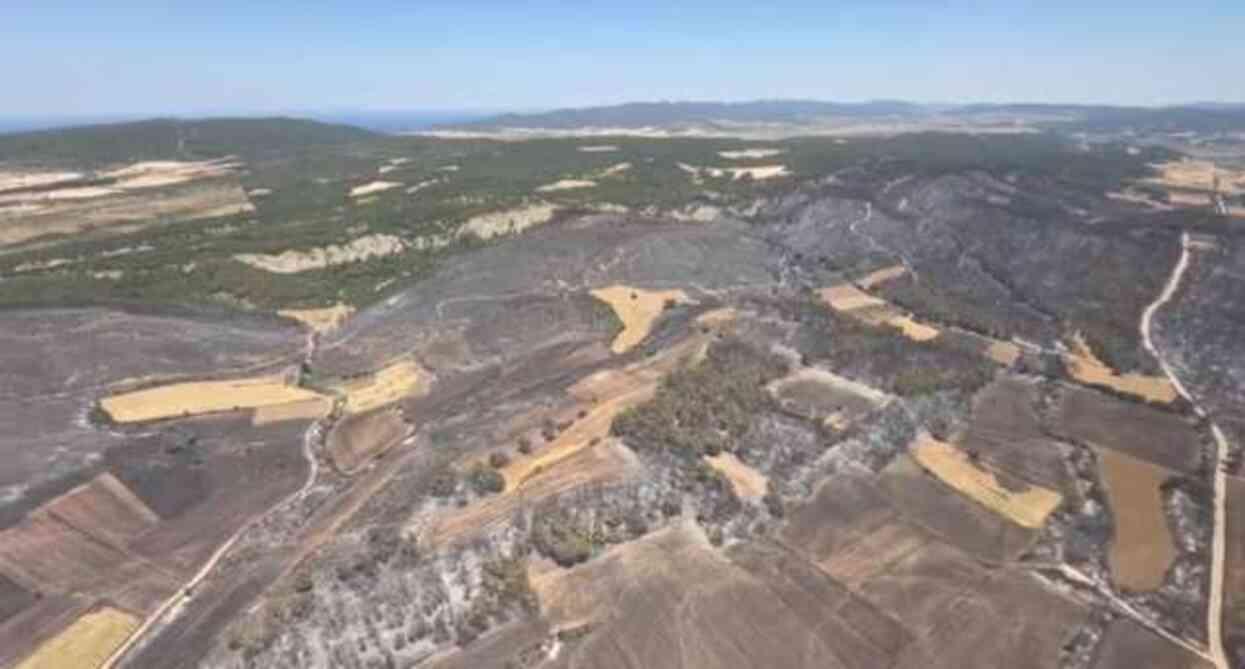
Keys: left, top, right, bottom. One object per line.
{"left": 1054, "top": 385, "right": 1201, "bottom": 473}
{"left": 15, "top": 605, "right": 138, "bottom": 669}
{"left": 250, "top": 396, "right": 332, "bottom": 425}
{"left": 326, "top": 408, "right": 408, "bottom": 472}
{"left": 1094, "top": 617, "right": 1214, "bottom": 669}
{"left": 719, "top": 148, "right": 785, "bottom": 159}
{"left": 819, "top": 282, "right": 942, "bottom": 342}
{"left": 909, "top": 433, "right": 1063, "bottom": 529}
{"left": 1142, "top": 159, "right": 1245, "bottom": 197}
{"left": 532, "top": 522, "right": 907, "bottom": 668}
{"left": 590, "top": 284, "right": 689, "bottom": 353}
{"left": 955, "top": 377, "right": 1074, "bottom": 497}
{"left": 857, "top": 263, "right": 907, "bottom": 289}
{"left": 1097, "top": 447, "right": 1177, "bottom": 591}
{"left": 0, "top": 594, "right": 88, "bottom": 668}
{"left": 100, "top": 374, "right": 326, "bottom": 423}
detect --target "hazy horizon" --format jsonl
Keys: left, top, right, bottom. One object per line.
{"left": 7, "top": 1, "right": 1245, "bottom": 117}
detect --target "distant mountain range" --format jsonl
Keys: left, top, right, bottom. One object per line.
{"left": 440, "top": 100, "right": 1245, "bottom": 134}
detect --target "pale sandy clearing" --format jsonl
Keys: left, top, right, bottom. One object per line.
{"left": 278, "top": 303, "right": 355, "bottom": 333}
{"left": 694, "top": 307, "right": 738, "bottom": 327}
{"left": 101, "top": 374, "right": 327, "bottom": 423}
{"left": 16, "top": 606, "right": 139, "bottom": 669}
{"left": 1097, "top": 447, "right": 1177, "bottom": 591}
{"left": 378, "top": 165, "right": 397, "bottom": 174}
{"left": 0, "top": 186, "right": 118, "bottom": 203}
{"left": 0, "top": 170, "right": 83, "bottom": 191}
{"left": 888, "top": 314, "right": 940, "bottom": 341}
{"left": 537, "top": 179, "right": 597, "bottom": 192}
{"left": 591, "top": 284, "right": 690, "bottom": 354}
{"left": 332, "top": 358, "right": 429, "bottom": 415}
{"left": 857, "top": 264, "right": 907, "bottom": 289}
{"left": 911, "top": 433, "right": 1062, "bottom": 529}
{"left": 599, "top": 162, "right": 632, "bottom": 177}
{"left": 405, "top": 179, "right": 439, "bottom": 195}
{"left": 705, "top": 452, "right": 768, "bottom": 499}
{"left": 769, "top": 366, "right": 891, "bottom": 407}
{"left": 349, "top": 181, "right": 402, "bottom": 198}
{"left": 234, "top": 233, "right": 406, "bottom": 274}
{"left": 459, "top": 203, "right": 557, "bottom": 240}
{"left": 985, "top": 340, "right": 1023, "bottom": 366}
{"left": 251, "top": 397, "right": 334, "bottom": 426}
{"left": 247, "top": 188, "right": 272, "bottom": 197}
{"left": 438, "top": 165, "right": 460, "bottom": 172}
{"left": 677, "top": 162, "right": 789, "bottom": 181}
{"left": 718, "top": 148, "right": 785, "bottom": 159}
{"left": 1065, "top": 333, "right": 1177, "bottom": 404}
{"left": 577, "top": 145, "right": 618, "bottom": 152}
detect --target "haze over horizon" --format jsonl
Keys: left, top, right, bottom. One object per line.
{"left": 6, "top": 0, "right": 1245, "bottom": 118}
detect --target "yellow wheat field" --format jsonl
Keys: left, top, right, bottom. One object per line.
{"left": 911, "top": 434, "right": 1062, "bottom": 529}
{"left": 591, "top": 285, "right": 690, "bottom": 354}
{"left": 333, "top": 358, "right": 429, "bottom": 415}
{"left": 17, "top": 607, "right": 138, "bottom": 669}
{"left": 1064, "top": 334, "right": 1177, "bottom": 404}
{"left": 101, "top": 374, "right": 327, "bottom": 423}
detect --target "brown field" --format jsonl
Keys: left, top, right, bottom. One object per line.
{"left": 0, "top": 474, "right": 181, "bottom": 614}
{"left": 705, "top": 452, "right": 768, "bottom": 499}
{"left": 532, "top": 522, "right": 907, "bottom": 668}
{"left": 819, "top": 282, "right": 943, "bottom": 342}
{"left": 590, "top": 284, "right": 690, "bottom": 353}
{"left": 250, "top": 396, "right": 332, "bottom": 425}
{"left": 1064, "top": 334, "right": 1177, "bottom": 403}
{"left": 1096, "top": 447, "right": 1176, "bottom": 591}
{"left": 14, "top": 606, "right": 138, "bottom": 669}
{"left": 100, "top": 374, "right": 326, "bottom": 423}
{"left": 1094, "top": 618, "right": 1213, "bottom": 669}
{"left": 277, "top": 303, "right": 355, "bottom": 333}
{"left": 332, "top": 358, "right": 429, "bottom": 415}
{"left": 985, "top": 339, "right": 1022, "bottom": 365}
{"left": 1054, "top": 385, "right": 1200, "bottom": 473}
{"left": 325, "top": 408, "right": 408, "bottom": 472}
{"left": 0, "top": 594, "right": 89, "bottom": 668}
{"left": 910, "top": 433, "right": 1063, "bottom": 529}
{"left": 956, "top": 377, "right": 1074, "bottom": 496}
{"left": 879, "top": 455, "right": 1042, "bottom": 563}
{"left": 348, "top": 180, "right": 401, "bottom": 197}
{"left": 783, "top": 470, "right": 1086, "bottom": 669}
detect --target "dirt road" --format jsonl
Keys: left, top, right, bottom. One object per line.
{"left": 1140, "top": 231, "right": 1228, "bottom": 669}
{"left": 101, "top": 331, "right": 328, "bottom": 669}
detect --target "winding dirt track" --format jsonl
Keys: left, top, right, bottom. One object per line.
{"left": 1140, "top": 231, "right": 1228, "bottom": 669}
{"left": 100, "top": 331, "right": 326, "bottom": 669}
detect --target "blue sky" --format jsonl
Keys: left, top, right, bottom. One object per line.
{"left": 4, "top": 0, "right": 1244, "bottom": 115}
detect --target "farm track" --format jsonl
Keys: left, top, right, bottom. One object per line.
{"left": 1140, "top": 231, "right": 1228, "bottom": 669}
{"left": 100, "top": 329, "right": 327, "bottom": 669}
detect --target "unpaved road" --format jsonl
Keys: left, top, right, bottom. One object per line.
{"left": 101, "top": 330, "right": 328, "bottom": 669}
{"left": 1141, "top": 231, "right": 1228, "bottom": 669}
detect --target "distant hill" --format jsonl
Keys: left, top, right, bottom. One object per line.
{"left": 0, "top": 117, "right": 377, "bottom": 166}
{"left": 443, "top": 99, "right": 1245, "bottom": 135}
{"left": 452, "top": 100, "right": 927, "bottom": 130}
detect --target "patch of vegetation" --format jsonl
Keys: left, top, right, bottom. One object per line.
{"left": 611, "top": 338, "right": 789, "bottom": 456}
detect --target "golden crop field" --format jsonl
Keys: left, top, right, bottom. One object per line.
{"left": 591, "top": 285, "right": 690, "bottom": 354}
{"left": 333, "top": 358, "right": 429, "bottom": 415}
{"left": 17, "top": 606, "right": 138, "bottom": 669}
{"left": 101, "top": 374, "right": 328, "bottom": 423}
{"left": 911, "top": 433, "right": 1063, "bottom": 529}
